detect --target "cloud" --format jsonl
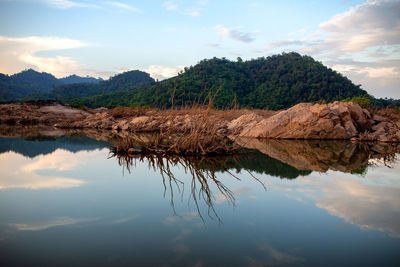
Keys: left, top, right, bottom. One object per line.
{"left": 10, "top": 217, "right": 97, "bottom": 231}
{"left": 143, "top": 65, "right": 184, "bottom": 81}
{"left": 326, "top": 57, "right": 400, "bottom": 98}
{"left": 2, "top": 0, "right": 100, "bottom": 9}
{"left": 0, "top": 150, "right": 86, "bottom": 190}
{"left": 267, "top": 0, "right": 400, "bottom": 54}
{"left": 163, "top": 0, "right": 203, "bottom": 16}
{"left": 268, "top": 164, "right": 400, "bottom": 238}
{"left": 43, "top": 0, "right": 99, "bottom": 9}
{"left": 215, "top": 186, "right": 252, "bottom": 204}
{"left": 314, "top": 173, "right": 400, "bottom": 238}
{"left": 107, "top": 1, "right": 141, "bottom": 12}
{"left": 264, "top": 39, "right": 320, "bottom": 51}
{"left": 163, "top": 1, "right": 178, "bottom": 10}
{"left": 205, "top": 43, "right": 220, "bottom": 48}
{"left": 263, "top": 0, "right": 400, "bottom": 98}
{"left": 215, "top": 25, "right": 255, "bottom": 43}
{"left": 244, "top": 242, "right": 303, "bottom": 266}
{"left": 0, "top": 35, "right": 106, "bottom": 78}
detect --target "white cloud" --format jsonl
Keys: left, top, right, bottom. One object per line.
{"left": 205, "top": 43, "right": 220, "bottom": 48}
{"left": 11, "top": 217, "right": 97, "bottom": 231}
{"left": 0, "top": 35, "right": 105, "bottom": 78}
{"left": 268, "top": 165, "right": 400, "bottom": 238}
{"left": 2, "top": 0, "right": 101, "bottom": 9}
{"left": 244, "top": 242, "right": 304, "bottom": 266}
{"left": 163, "top": 0, "right": 178, "bottom": 10}
{"left": 215, "top": 25, "right": 255, "bottom": 43}
{"left": 143, "top": 65, "right": 184, "bottom": 81}
{"left": 334, "top": 65, "right": 400, "bottom": 79}
{"left": 107, "top": 1, "right": 141, "bottom": 12}
{"left": 263, "top": 0, "right": 400, "bottom": 98}
{"left": 0, "top": 151, "right": 86, "bottom": 190}
{"left": 264, "top": 39, "right": 320, "bottom": 51}
{"left": 43, "top": 0, "right": 99, "bottom": 9}
{"left": 163, "top": 0, "right": 203, "bottom": 16}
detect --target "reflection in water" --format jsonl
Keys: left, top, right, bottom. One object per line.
{"left": 0, "top": 130, "right": 110, "bottom": 158}
{"left": 111, "top": 153, "right": 266, "bottom": 222}
{"left": 267, "top": 167, "right": 400, "bottom": 238}
{"left": 237, "top": 138, "right": 400, "bottom": 174}
{"left": 10, "top": 217, "right": 97, "bottom": 231}
{"left": 0, "top": 150, "right": 88, "bottom": 189}
{"left": 0, "top": 131, "right": 400, "bottom": 266}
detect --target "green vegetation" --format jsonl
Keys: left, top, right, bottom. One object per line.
{"left": 2, "top": 53, "right": 399, "bottom": 110}
{"left": 341, "top": 96, "right": 372, "bottom": 108}
{"left": 64, "top": 52, "right": 371, "bottom": 110}
{"left": 28, "top": 70, "right": 154, "bottom": 101}
{"left": 0, "top": 69, "right": 102, "bottom": 102}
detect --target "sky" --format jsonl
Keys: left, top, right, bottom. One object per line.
{"left": 0, "top": 0, "right": 399, "bottom": 98}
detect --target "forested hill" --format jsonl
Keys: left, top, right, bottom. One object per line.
{"left": 0, "top": 69, "right": 102, "bottom": 102}
{"left": 67, "top": 52, "right": 369, "bottom": 110}
{"left": 28, "top": 70, "right": 155, "bottom": 101}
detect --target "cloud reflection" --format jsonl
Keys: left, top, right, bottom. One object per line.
{"left": 0, "top": 149, "right": 102, "bottom": 190}
{"left": 10, "top": 216, "right": 97, "bottom": 231}
{"left": 269, "top": 165, "right": 400, "bottom": 237}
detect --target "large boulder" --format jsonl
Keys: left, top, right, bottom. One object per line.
{"left": 227, "top": 113, "right": 263, "bottom": 134}
{"left": 239, "top": 102, "right": 371, "bottom": 139}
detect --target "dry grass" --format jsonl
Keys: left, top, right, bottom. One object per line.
{"left": 108, "top": 87, "right": 275, "bottom": 156}
{"left": 109, "top": 106, "right": 148, "bottom": 118}
{"left": 111, "top": 108, "right": 240, "bottom": 156}
{"left": 151, "top": 107, "right": 276, "bottom": 121}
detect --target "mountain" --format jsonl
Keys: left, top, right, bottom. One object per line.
{"left": 66, "top": 52, "right": 369, "bottom": 110}
{"left": 11, "top": 69, "right": 59, "bottom": 94}
{"left": 0, "top": 69, "right": 102, "bottom": 102}
{"left": 59, "top": 74, "right": 103, "bottom": 84}
{"left": 33, "top": 70, "right": 155, "bottom": 100}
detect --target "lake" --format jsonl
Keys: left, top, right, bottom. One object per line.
{"left": 0, "top": 128, "right": 399, "bottom": 266}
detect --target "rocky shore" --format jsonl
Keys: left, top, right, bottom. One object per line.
{"left": 1, "top": 101, "right": 399, "bottom": 142}
{"left": 1, "top": 125, "right": 399, "bottom": 174}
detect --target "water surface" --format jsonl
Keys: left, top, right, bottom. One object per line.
{"left": 0, "top": 129, "right": 399, "bottom": 266}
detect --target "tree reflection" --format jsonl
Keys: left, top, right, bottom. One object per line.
{"left": 109, "top": 152, "right": 266, "bottom": 222}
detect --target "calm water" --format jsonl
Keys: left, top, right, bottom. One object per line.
{"left": 0, "top": 130, "right": 399, "bottom": 266}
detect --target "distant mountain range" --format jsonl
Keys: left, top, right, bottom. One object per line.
{"left": 0, "top": 69, "right": 103, "bottom": 102}
{"left": 32, "top": 70, "right": 155, "bottom": 101}
{"left": 1, "top": 53, "right": 399, "bottom": 109}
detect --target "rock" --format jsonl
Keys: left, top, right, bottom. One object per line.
{"left": 240, "top": 102, "right": 366, "bottom": 139}
{"left": 310, "top": 104, "right": 331, "bottom": 117}
{"left": 235, "top": 138, "right": 372, "bottom": 173}
{"left": 131, "top": 116, "right": 149, "bottom": 125}
{"left": 362, "top": 108, "right": 371, "bottom": 118}
{"left": 373, "top": 114, "right": 387, "bottom": 122}
{"left": 372, "top": 122, "right": 388, "bottom": 132}
{"left": 377, "top": 135, "right": 390, "bottom": 142}
{"left": 121, "top": 123, "right": 129, "bottom": 131}
{"left": 227, "top": 113, "right": 263, "bottom": 132}
{"left": 344, "top": 120, "right": 357, "bottom": 136}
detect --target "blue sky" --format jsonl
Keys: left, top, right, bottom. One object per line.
{"left": 0, "top": 0, "right": 399, "bottom": 98}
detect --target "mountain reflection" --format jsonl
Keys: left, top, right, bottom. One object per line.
{"left": 0, "top": 126, "right": 110, "bottom": 157}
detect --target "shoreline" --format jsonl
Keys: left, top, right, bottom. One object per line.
{"left": 1, "top": 101, "right": 399, "bottom": 142}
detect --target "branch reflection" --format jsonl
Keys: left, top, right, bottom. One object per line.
{"left": 110, "top": 152, "right": 266, "bottom": 222}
